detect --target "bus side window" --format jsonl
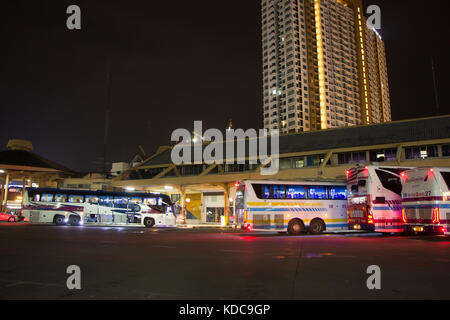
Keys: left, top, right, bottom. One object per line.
{"left": 130, "top": 197, "right": 143, "bottom": 204}
{"left": 273, "top": 185, "right": 286, "bottom": 199}
{"left": 287, "top": 185, "right": 307, "bottom": 199}
{"left": 143, "top": 197, "right": 156, "bottom": 206}
{"left": 308, "top": 186, "right": 327, "bottom": 199}
{"left": 42, "top": 193, "right": 54, "bottom": 202}
{"left": 263, "top": 185, "right": 272, "bottom": 199}
{"left": 85, "top": 195, "right": 99, "bottom": 204}
{"left": 114, "top": 197, "right": 128, "bottom": 209}
{"left": 328, "top": 186, "right": 347, "bottom": 200}
{"left": 55, "top": 194, "right": 67, "bottom": 202}
{"left": 99, "top": 196, "right": 113, "bottom": 207}
{"left": 69, "top": 195, "right": 84, "bottom": 203}
{"left": 441, "top": 172, "right": 450, "bottom": 190}
{"left": 375, "top": 169, "right": 402, "bottom": 196}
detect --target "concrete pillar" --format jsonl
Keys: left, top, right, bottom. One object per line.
{"left": 200, "top": 192, "right": 205, "bottom": 224}
{"left": 173, "top": 185, "right": 186, "bottom": 225}
{"left": 0, "top": 176, "right": 4, "bottom": 212}
{"left": 223, "top": 185, "right": 230, "bottom": 226}
{"left": 2, "top": 173, "right": 10, "bottom": 212}
{"left": 21, "top": 177, "right": 28, "bottom": 212}
{"left": 180, "top": 187, "right": 187, "bottom": 224}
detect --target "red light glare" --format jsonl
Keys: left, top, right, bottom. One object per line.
{"left": 401, "top": 209, "right": 407, "bottom": 223}
{"left": 400, "top": 172, "right": 408, "bottom": 182}
{"left": 246, "top": 224, "right": 251, "bottom": 231}
{"left": 432, "top": 207, "right": 440, "bottom": 224}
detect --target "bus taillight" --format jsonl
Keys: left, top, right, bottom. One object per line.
{"left": 366, "top": 206, "right": 374, "bottom": 224}
{"left": 432, "top": 207, "right": 440, "bottom": 224}
{"left": 402, "top": 209, "right": 407, "bottom": 223}
{"left": 400, "top": 172, "right": 407, "bottom": 182}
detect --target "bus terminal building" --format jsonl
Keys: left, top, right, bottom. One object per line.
{"left": 113, "top": 115, "right": 450, "bottom": 225}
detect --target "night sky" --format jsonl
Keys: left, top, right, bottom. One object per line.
{"left": 1, "top": 0, "right": 449, "bottom": 172}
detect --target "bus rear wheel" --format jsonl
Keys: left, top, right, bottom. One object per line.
{"left": 69, "top": 215, "right": 81, "bottom": 226}
{"left": 309, "top": 219, "right": 325, "bottom": 235}
{"left": 288, "top": 219, "right": 305, "bottom": 236}
{"left": 143, "top": 217, "right": 155, "bottom": 228}
{"left": 54, "top": 215, "right": 65, "bottom": 226}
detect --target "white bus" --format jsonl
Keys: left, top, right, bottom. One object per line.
{"left": 347, "top": 165, "right": 412, "bottom": 233}
{"left": 401, "top": 167, "right": 450, "bottom": 235}
{"left": 235, "top": 180, "right": 348, "bottom": 235}
{"left": 22, "top": 187, "right": 176, "bottom": 228}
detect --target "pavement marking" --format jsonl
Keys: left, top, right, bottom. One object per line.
{"left": 152, "top": 245, "right": 176, "bottom": 249}
{"left": 1, "top": 279, "right": 63, "bottom": 288}
{"left": 434, "top": 258, "right": 450, "bottom": 263}
{"left": 220, "top": 249, "right": 251, "bottom": 253}
{"left": 100, "top": 241, "right": 119, "bottom": 244}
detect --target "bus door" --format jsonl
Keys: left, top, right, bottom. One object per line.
{"left": 99, "top": 196, "right": 114, "bottom": 222}
{"left": 347, "top": 167, "right": 373, "bottom": 231}
{"left": 85, "top": 195, "right": 100, "bottom": 223}
{"left": 234, "top": 182, "right": 246, "bottom": 227}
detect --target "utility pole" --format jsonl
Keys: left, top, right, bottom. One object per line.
{"left": 103, "top": 69, "right": 112, "bottom": 175}
{"left": 431, "top": 58, "right": 440, "bottom": 116}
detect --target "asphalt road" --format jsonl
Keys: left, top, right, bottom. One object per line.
{"left": 0, "top": 223, "right": 449, "bottom": 300}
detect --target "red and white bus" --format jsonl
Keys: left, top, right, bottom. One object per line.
{"left": 401, "top": 167, "right": 450, "bottom": 235}
{"left": 346, "top": 165, "right": 412, "bottom": 233}
{"left": 22, "top": 187, "right": 176, "bottom": 228}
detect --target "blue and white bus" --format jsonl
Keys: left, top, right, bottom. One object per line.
{"left": 22, "top": 187, "right": 176, "bottom": 228}
{"left": 235, "top": 180, "right": 348, "bottom": 235}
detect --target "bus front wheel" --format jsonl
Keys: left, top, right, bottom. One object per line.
{"left": 143, "top": 217, "right": 155, "bottom": 228}
{"left": 288, "top": 219, "right": 305, "bottom": 235}
{"left": 309, "top": 219, "right": 325, "bottom": 235}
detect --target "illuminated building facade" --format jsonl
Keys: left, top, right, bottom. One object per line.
{"left": 262, "top": 0, "right": 391, "bottom": 134}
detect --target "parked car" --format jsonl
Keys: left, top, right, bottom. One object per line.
{"left": 0, "top": 212, "right": 17, "bottom": 222}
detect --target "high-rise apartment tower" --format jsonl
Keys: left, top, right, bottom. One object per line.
{"left": 262, "top": 0, "right": 391, "bottom": 133}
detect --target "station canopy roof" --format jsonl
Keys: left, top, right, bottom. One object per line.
{"left": 138, "top": 115, "right": 450, "bottom": 167}
{"left": 0, "top": 140, "right": 74, "bottom": 173}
